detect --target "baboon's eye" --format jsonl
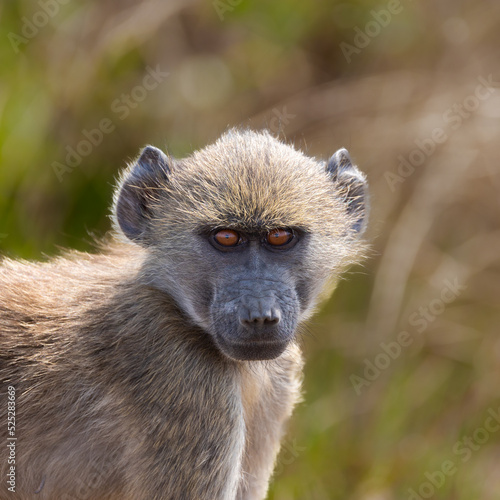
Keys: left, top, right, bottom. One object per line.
{"left": 266, "top": 228, "right": 295, "bottom": 247}
{"left": 213, "top": 229, "right": 241, "bottom": 247}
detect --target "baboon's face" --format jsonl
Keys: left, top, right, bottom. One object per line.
{"left": 155, "top": 226, "right": 312, "bottom": 361}
{"left": 204, "top": 227, "right": 303, "bottom": 360}
{"left": 114, "top": 131, "right": 368, "bottom": 361}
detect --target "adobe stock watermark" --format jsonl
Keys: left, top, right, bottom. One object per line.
{"left": 274, "top": 438, "right": 306, "bottom": 476}
{"left": 7, "top": 0, "right": 70, "bottom": 54}
{"left": 213, "top": 0, "right": 243, "bottom": 21}
{"left": 350, "top": 278, "right": 467, "bottom": 395}
{"left": 340, "top": 0, "right": 406, "bottom": 63}
{"left": 408, "top": 404, "right": 500, "bottom": 499}
{"left": 268, "top": 106, "right": 296, "bottom": 135}
{"left": 52, "top": 65, "right": 169, "bottom": 182}
{"left": 385, "top": 74, "right": 498, "bottom": 192}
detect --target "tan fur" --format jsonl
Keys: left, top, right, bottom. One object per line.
{"left": 0, "top": 129, "right": 367, "bottom": 499}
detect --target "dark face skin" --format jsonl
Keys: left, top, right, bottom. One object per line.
{"left": 148, "top": 226, "right": 312, "bottom": 362}
{"left": 201, "top": 227, "right": 304, "bottom": 361}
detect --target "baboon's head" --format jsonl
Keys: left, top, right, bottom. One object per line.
{"left": 113, "top": 129, "right": 368, "bottom": 361}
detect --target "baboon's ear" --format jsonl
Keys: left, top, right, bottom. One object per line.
{"left": 326, "top": 148, "right": 369, "bottom": 235}
{"left": 115, "top": 146, "right": 170, "bottom": 244}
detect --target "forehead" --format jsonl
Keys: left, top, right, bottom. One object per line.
{"left": 159, "top": 131, "right": 347, "bottom": 236}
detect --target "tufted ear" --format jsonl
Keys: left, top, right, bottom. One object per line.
{"left": 114, "top": 146, "right": 171, "bottom": 244}
{"left": 326, "top": 148, "right": 369, "bottom": 235}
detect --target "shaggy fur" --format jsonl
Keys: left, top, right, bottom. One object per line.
{"left": 0, "top": 129, "right": 368, "bottom": 499}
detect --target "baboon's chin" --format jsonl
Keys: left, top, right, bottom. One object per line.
{"left": 214, "top": 334, "right": 290, "bottom": 361}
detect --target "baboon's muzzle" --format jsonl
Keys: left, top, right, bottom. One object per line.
{"left": 210, "top": 280, "right": 298, "bottom": 361}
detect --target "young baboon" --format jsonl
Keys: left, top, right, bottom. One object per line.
{"left": 0, "top": 129, "right": 368, "bottom": 500}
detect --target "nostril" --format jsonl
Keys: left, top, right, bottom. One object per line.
{"left": 263, "top": 308, "right": 280, "bottom": 325}
{"left": 264, "top": 316, "right": 279, "bottom": 326}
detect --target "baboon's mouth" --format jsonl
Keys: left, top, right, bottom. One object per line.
{"left": 214, "top": 334, "right": 290, "bottom": 361}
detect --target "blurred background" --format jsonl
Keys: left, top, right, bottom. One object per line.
{"left": 1, "top": 1, "right": 499, "bottom": 498}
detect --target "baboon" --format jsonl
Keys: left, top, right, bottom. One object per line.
{"left": 0, "top": 129, "right": 368, "bottom": 500}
